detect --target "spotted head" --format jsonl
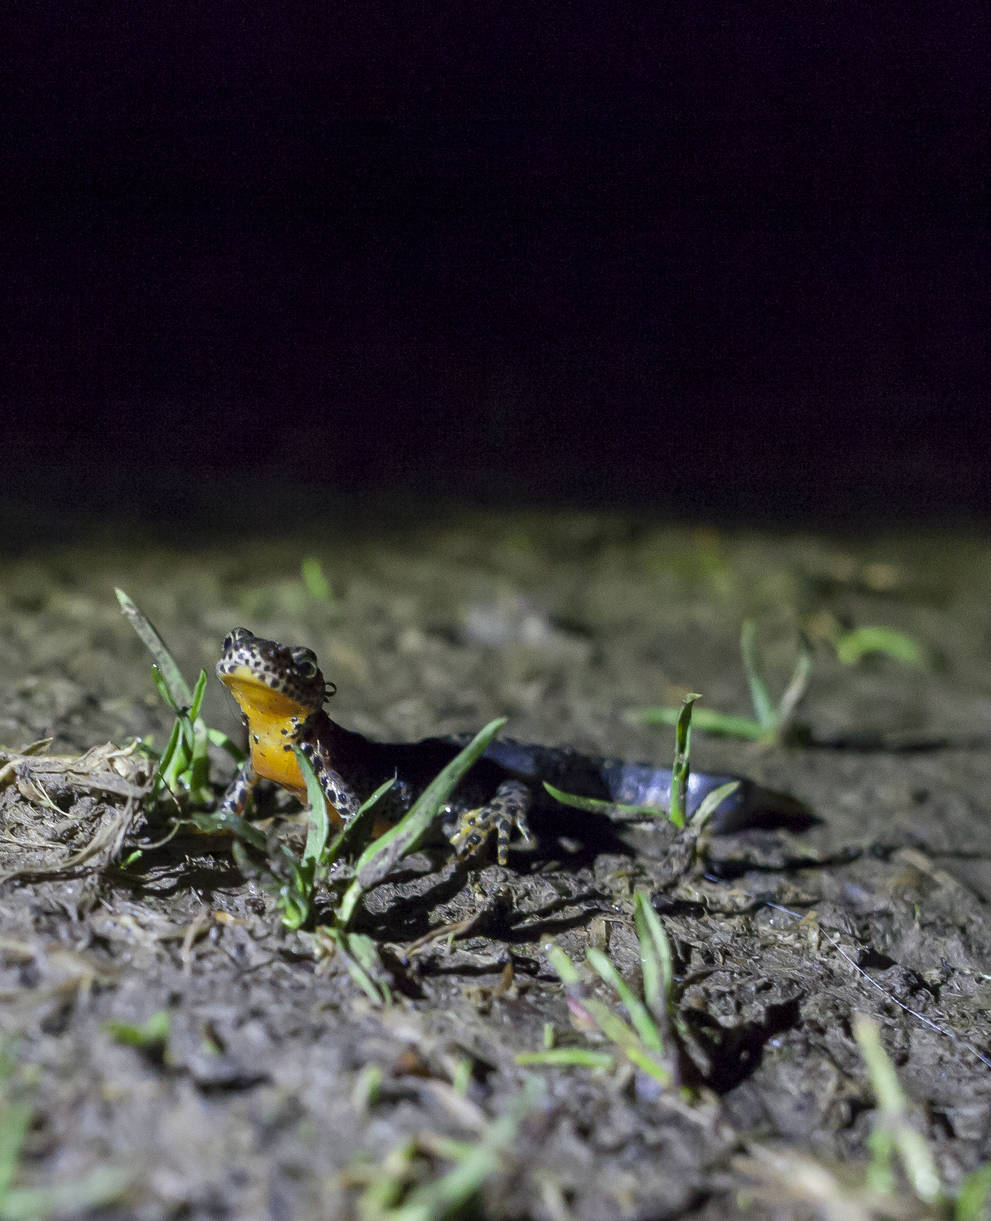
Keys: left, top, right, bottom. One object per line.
{"left": 216, "top": 627, "right": 334, "bottom": 724}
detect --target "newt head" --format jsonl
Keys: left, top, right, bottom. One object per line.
{"left": 216, "top": 627, "right": 335, "bottom": 796}
{"left": 216, "top": 627, "right": 331, "bottom": 719}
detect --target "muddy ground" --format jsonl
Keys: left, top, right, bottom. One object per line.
{"left": 1, "top": 498, "right": 989, "bottom": 1220}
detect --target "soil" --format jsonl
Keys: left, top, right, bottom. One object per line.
{"left": 1, "top": 499, "right": 989, "bottom": 1220}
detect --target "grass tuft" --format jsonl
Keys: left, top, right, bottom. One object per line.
{"left": 854, "top": 1013, "right": 942, "bottom": 1205}
{"left": 547, "top": 693, "right": 729, "bottom": 832}
{"left": 116, "top": 590, "right": 242, "bottom": 812}
{"left": 852, "top": 1012, "right": 991, "bottom": 1218}
{"left": 521, "top": 892, "right": 684, "bottom": 1093}
{"left": 632, "top": 618, "right": 811, "bottom": 745}
{"left": 352, "top": 1081, "right": 538, "bottom": 1220}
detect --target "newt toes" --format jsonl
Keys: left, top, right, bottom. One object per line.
{"left": 216, "top": 627, "right": 804, "bottom": 866}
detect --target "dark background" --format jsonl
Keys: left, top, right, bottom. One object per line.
{"left": 5, "top": 6, "right": 987, "bottom": 528}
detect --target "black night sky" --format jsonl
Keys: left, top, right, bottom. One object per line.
{"left": 5, "top": 6, "right": 987, "bottom": 525}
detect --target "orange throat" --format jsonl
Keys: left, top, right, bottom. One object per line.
{"left": 220, "top": 670, "right": 315, "bottom": 798}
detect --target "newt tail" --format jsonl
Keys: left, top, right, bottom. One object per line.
{"left": 216, "top": 628, "right": 800, "bottom": 865}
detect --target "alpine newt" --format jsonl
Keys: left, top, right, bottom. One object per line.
{"left": 217, "top": 627, "right": 796, "bottom": 864}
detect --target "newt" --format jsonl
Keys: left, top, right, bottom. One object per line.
{"left": 217, "top": 627, "right": 798, "bottom": 864}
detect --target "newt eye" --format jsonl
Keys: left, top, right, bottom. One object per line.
{"left": 291, "top": 647, "right": 318, "bottom": 678}
{"left": 225, "top": 627, "right": 254, "bottom": 649}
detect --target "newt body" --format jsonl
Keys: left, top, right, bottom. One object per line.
{"left": 217, "top": 628, "right": 791, "bottom": 863}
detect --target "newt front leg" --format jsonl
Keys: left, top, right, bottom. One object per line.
{"left": 442, "top": 778, "right": 535, "bottom": 865}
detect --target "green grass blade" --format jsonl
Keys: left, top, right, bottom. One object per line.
{"left": 205, "top": 727, "right": 245, "bottom": 762}
{"left": 693, "top": 779, "right": 741, "bottom": 829}
{"left": 544, "top": 943, "right": 670, "bottom": 1087}
{"left": 295, "top": 748, "right": 329, "bottom": 872}
{"left": 187, "top": 668, "right": 208, "bottom": 720}
{"left": 576, "top": 996, "right": 670, "bottom": 1086}
{"left": 740, "top": 619, "right": 776, "bottom": 730}
{"left": 586, "top": 948, "right": 662, "bottom": 1052}
{"left": 184, "top": 671, "right": 213, "bottom": 803}
{"left": 669, "top": 693, "right": 700, "bottom": 829}
{"left": 278, "top": 872, "right": 312, "bottom": 931}
{"left": 545, "top": 943, "right": 582, "bottom": 985}
{"left": 116, "top": 589, "right": 193, "bottom": 708}
{"left": 370, "top": 1083, "right": 538, "bottom": 1221}
{"left": 151, "top": 718, "right": 184, "bottom": 800}
{"left": 119, "top": 592, "right": 229, "bottom": 807}
{"left": 188, "top": 808, "right": 270, "bottom": 852}
{"left": 956, "top": 1163, "right": 991, "bottom": 1221}
{"left": 775, "top": 635, "right": 813, "bottom": 730}
{"left": 338, "top": 931, "right": 392, "bottom": 1005}
{"left": 104, "top": 1010, "right": 171, "bottom": 1051}
{"left": 541, "top": 782, "right": 666, "bottom": 820}
{"left": 273, "top": 748, "right": 333, "bottom": 931}
{"left": 300, "top": 557, "right": 334, "bottom": 601}
{"left": 150, "top": 665, "right": 179, "bottom": 713}
{"left": 835, "top": 626, "right": 928, "bottom": 668}
{"left": 633, "top": 892, "right": 674, "bottom": 1017}
{"left": 854, "top": 1013, "right": 942, "bottom": 1205}
{"left": 515, "top": 1049, "right": 614, "bottom": 1069}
